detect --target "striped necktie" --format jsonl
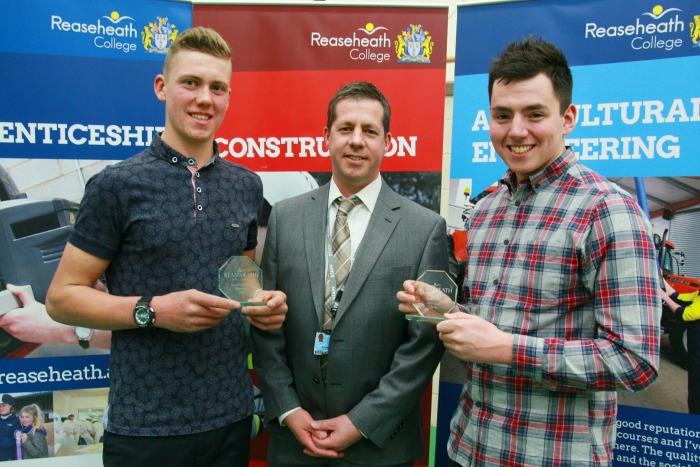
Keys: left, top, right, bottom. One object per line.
{"left": 323, "top": 195, "right": 360, "bottom": 331}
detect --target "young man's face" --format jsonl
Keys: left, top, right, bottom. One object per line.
{"left": 0, "top": 403, "right": 11, "bottom": 417}
{"left": 324, "top": 98, "right": 390, "bottom": 197}
{"left": 154, "top": 50, "right": 232, "bottom": 156}
{"left": 489, "top": 72, "right": 576, "bottom": 183}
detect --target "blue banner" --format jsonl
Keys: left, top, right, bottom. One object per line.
{"left": 0, "top": 0, "right": 190, "bottom": 61}
{"left": 0, "top": 355, "right": 109, "bottom": 392}
{"left": 452, "top": 0, "right": 700, "bottom": 195}
{"left": 615, "top": 405, "right": 700, "bottom": 466}
{"left": 0, "top": 0, "right": 191, "bottom": 160}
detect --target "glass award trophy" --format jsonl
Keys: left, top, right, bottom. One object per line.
{"left": 405, "top": 270, "right": 458, "bottom": 324}
{"left": 218, "top": 256, "right": 267, "bottom": 306}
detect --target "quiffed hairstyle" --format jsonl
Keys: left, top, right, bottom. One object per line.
{"left": 326, "top": 81, "right": 392, "bottom": 134}
{"left": 488, "top": 36, "right": 573, "bottom": 115}
{"left": 163, "top": 27, "right": 232, "bottom": 77}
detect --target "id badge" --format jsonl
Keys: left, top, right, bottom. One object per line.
{"left": 314, "top": 332, "right": 330, "bottom": 355}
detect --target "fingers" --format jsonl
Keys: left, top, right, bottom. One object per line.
{"left": 403, "top": 279, "right": 417, "bottom": 294}
{"left": 441, "top": 311, "right": 470, "bottom": 320}
{"left": 397, "top": 281, "right": 420, "bottom": 314}
{"left": 245, "top": 312, "right": 286, "bottom": 330}
{"left": 302, "top": 447, "right": 344, "bottom": 458}
{"left": 194, "top": 291, "right": 240, "bottom": 311}
{"left": 285, "top": 410, "right": 343, "bottom": 459}
{"left": 242, "top": 290, "right": 288, "bottom": 330}
{"left": 152, "top": 291, "right": 236, "bottom": 333}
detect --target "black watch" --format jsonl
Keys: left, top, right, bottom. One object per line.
{"left": 133, "top": 297, "right": 155, "bottom": 329}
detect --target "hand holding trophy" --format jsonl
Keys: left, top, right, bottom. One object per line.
{"left": 218, "top": 256, "right": 267, "bottom": 306}
{"left": 405, "top": 270, "right": 458, "bottom": 324}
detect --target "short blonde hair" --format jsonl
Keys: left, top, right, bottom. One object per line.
{"left": 163, "top": 27, "right": 231, "bottom": 78}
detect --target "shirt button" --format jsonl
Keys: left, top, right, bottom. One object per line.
{"left": 514, "top": 200, "right": 521, "bottom": 206}
{"left": 503, "top": 239, "right": 509, "bottom": 245}
{"left": 196, "top": 187, "right": 202, "bottom": 193}
{"left": 197, "top": 205, "right": 203, "bottom": 211}
{"left": 313, "top": 377, "right": 320, "bottom": 384}
{"left": 195, "top": 172, "right": 200, "bottom": 177}
{"left": 492, "top": 279, "right": 498, "bottom": 285}
{"left": 188, "top": 158, "right": 196, "bottom": 165}
{"left": 475, "top": 401, "right": 482, "bottom": 408}
{"left": 171, "top": 157, "right": 178, "bottom": 163}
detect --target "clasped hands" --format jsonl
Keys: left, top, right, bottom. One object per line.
{"left": 285, "top": 409, "right": 362, "bottom": 458}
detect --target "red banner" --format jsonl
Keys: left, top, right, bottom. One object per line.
{"left": 194, "top": 4, "right": 448, "bottom": 172}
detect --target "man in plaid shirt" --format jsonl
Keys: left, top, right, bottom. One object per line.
{"left": 398, "top": 37, "right": 661, "bottom": 466}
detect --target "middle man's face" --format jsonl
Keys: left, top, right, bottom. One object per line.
{"left": 325, "top": 98, "right": 390, "bottom": 197}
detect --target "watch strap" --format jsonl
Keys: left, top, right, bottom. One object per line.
{"left": 134, "top": 296, "right": 155, "bottom": 329}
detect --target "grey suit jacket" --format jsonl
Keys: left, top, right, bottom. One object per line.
{"left": 251, "top": 180, "right": 448, "bottom": 465}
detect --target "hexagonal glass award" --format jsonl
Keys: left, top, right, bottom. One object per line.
{"left": 218, "top": 256, "right": 267, "bottom": 306}
{"left": 405, "top": 270, "right": 458, "bottom": 324}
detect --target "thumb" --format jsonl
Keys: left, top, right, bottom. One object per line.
{"left": 5, "top": 284, "right": 34, "bottom": 306}
{"left": 310, "top": 419, "right": 330, "bottom": 431}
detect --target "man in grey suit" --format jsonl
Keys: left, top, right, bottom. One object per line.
{"left": 251, "top": 81, "right": 448, "bottom": 466}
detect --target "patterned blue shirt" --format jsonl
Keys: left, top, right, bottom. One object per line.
{"left": 70, "top": 134, "right": 262, "bottom": 436}
{"left": 449, "top": 149, "right": 661, "bottom": 466}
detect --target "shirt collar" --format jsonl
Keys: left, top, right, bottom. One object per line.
{"left": 328, "top": 175, "right": 382, "bottom": 214}
{"left": 150, "top": 133, "right": 220, "bottom": 169}
{"left": 499, "top": 147, "right": 577, "bottom": 193}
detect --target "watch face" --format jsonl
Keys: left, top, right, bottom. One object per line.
{"left": 134, "top": 306, "right": 153, "bottom": 326}
{"left": 75, "top": 327, "right": 93, "bottom": 339}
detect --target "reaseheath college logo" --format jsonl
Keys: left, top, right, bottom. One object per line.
{"left": 50, "top": 10, "right": 139, "bottom": 54}
{"left": 691, "top": 12, "right": 700, "bottom": 46}
{"left": 584, "top": 4, "right": 690, "bottom": 52}
{"left": 310, "top": 22, "right": 392, "bottom": 63}
{"left": 395, "top": 24, "right": 434, "bottom": 63}
{"left": 141, "top": 17, "right": 178, "bottom": 54}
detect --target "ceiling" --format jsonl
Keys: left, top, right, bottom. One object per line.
{"left": 608, "top": 176, "right": 700, "bottom": 218}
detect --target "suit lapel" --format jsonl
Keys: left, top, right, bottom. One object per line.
{"left": 305, "top": 185, "right": 331, "bottom": 326}
{"left": 333, "top": 182, "right": 400, "bottom": 325}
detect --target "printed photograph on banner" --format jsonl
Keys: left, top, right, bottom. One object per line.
{"left": 0, "top": 158, "right": 327, "bottom": 357}
{"left": 0, "top": 391, "right": 54, "bottom": 460}
{"left": 0, "top": 158, "right": 113, "bottom": 360}
{"left": 52, "top": 388, "right": 107, "bottom": 457}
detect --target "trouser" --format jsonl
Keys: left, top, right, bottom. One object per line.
{"left": 269, "top": 462, "right": 413, "bottom": 467}
{"left": 103, "top": 416, "right": 251, "bottom": 467}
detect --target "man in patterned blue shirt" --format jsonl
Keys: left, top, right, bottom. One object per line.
{"left": 399, "top": 37, "right": 661, "bottom": 466}
{"left": 46, "top": 27, "right": 287, "bottom": 467}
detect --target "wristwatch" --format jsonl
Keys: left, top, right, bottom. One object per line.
{"left": 133, "top": 296, "right": 155, "bottom": 329}
{"left": 74, "top": 326, "right": 94, "bottom": 349}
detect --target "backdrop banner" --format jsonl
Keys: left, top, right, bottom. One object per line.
{"left": 0, "top": 0, "right": 192, "bottom": 160}
{"left": 194, "top": 3, "right": 448, "bottom": 173}
{"left": 441, "top": 1, "right": 700, "bottom": 467}
{"left": 0, "top": 1, "right": 448, "bottom": 464}
{"left": 451, "top": 0, "right": 700, "bottom": 196}
{"left": 194, "top": 4, "right": 448, "bottom": 462}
